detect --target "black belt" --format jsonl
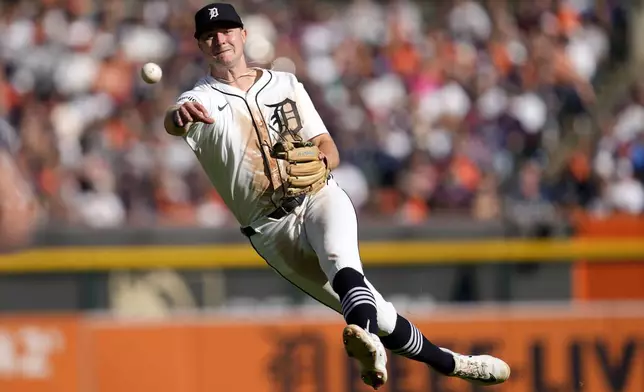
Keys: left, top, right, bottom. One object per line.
{"left": 240, "top": 194, "right": 306, "bottom": 237}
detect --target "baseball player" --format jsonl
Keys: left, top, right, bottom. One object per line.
{"left": 163, "top": 3, "right": 511, "bottom": 389}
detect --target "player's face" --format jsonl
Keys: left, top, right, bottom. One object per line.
{"left": 198, "top": 27, "right": 246, "bottom": 68}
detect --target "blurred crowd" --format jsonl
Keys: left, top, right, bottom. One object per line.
{"left": 0, "top": 0, "right": 636, "bottom": 232}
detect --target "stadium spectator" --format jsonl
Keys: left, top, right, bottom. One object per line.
{"left": 0, "top": 0, "right": 631, "bottom": 230}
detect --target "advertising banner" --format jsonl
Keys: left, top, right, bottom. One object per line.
{"left": 0, "top": 314, "right": 80, "bottom": 392}
{"left": 1, "top": 308, "right": 642, "bottom": 392}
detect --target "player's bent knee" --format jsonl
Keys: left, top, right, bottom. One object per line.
{"left": 323, "top": 255, "right": 364, "bottom": 283}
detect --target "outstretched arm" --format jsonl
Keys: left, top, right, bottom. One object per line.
{"left": 163, "top": 102, "right": 214, "bottom": 137}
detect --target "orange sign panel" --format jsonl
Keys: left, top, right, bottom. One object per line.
{"left": 1, "top": 310, "right": 643, "bottom": 392}
{"left": 573, "top": 213, "right": 644, "bottom": 300}
{"left": 86, "top": 313, "right": 644, "bottom": 392}
{"left": 0, "top": 314, "right": 80, "bottom": 392}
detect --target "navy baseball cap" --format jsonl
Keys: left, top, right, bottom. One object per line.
{"left": 194, "top": 3, "right": 244, "bottom": 39}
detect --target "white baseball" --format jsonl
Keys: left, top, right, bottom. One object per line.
{"left": 141, "top": 62, "right": 162, "bottom": 84}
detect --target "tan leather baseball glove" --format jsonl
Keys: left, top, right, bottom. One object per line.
{"left": 271, "top": 140, "right": 329, "bottom": 197}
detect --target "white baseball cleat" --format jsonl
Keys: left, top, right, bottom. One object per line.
{"left": 342, "top": 324, "right": 388, "bottom": 390}
{"left": 441, "top": 348, "right": 511, "bottom": 385}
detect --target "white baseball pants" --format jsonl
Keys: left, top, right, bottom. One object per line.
{"left": 245, "top": 178, "right": 398, "bottom": 334}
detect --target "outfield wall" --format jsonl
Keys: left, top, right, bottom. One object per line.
{"left": 0, "top": 214, "right": 643, "bottom": 312}
{"left": 0, "top": 304, "right": 643, "bottom": 392}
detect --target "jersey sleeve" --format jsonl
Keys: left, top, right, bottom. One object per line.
{"left": 176, "top": 91, "right": 204, "bottom": 106}
{"left": 184, "top": 121, "right": 213, "bottom": 151}
{"left": 174, "top": 88, "right": 214, "bottom": 144}
{"left": 295, "top": 82, "right": 330, "bottom": 141}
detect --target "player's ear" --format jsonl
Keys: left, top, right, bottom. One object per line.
{"left": 240, "top": 28, "right": 247, "bottom": 43}
{"left": 197, "top": 38, "right": 208, "bottom": 53}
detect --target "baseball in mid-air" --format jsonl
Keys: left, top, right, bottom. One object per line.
{"left": 141, "top": 62, "right": 162, "bottom": 84}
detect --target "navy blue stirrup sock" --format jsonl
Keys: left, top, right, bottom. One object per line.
{"left": 332, "top": 267, "right": 379, "bottom": 334}
{"left": 380, "top": 314, "right": 456, "bottom": 374}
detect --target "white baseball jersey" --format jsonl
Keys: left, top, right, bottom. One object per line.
{"left": 175, "top": 69, "right": 330, "bottom": 227}
{"left": 176, "top": 70, "right": 399, "bottom": 336}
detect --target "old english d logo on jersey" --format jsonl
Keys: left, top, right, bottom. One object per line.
{"left": 267, "top": 98, "right": 303, "bottom": 137}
